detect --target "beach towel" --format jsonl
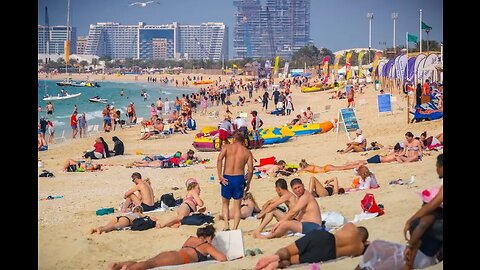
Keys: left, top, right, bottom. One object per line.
{"left": 259, "top": 156, "right": 276, "bottom": 166}
{"left": 260, "top": 231, "right": 305, "bottom": 237}
{"left": 349, "top": 212, "right": 379, "bottom": 223}
{"left": 151, "top": 260, "right": 218, "bottom": 269}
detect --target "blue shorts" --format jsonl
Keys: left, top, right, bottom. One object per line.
{"left": 221, "top": 175, "right": 246, "bottom": 200}
{"left": 367, "top": 155, "right": 381, "bottom": 163}
{"left": 252, "top": 130, "right": 260, "bottom": 141}
{"left": 301, "top": 222, "right": 322, "bottom": 234}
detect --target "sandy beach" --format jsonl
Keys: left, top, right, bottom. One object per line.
{"left": 38, "top": 72, "right": 443, "bottom": 270}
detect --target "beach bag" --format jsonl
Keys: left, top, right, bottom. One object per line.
{"left": 181, "top": 214, "right": 215, "bottom": 226}
{"left": 131, "top": 216, "right": 156, "bottom": 231}
{"left": 162, "top": 160, "right": 174, "bottom": 168}
{"left": 187, "top": 118, "right": 197, "bottom": 130}
{"left": 39, "top": 170, "right": 55, "bottom": 178}
{"left": 361, "top": 193, "right": 384, "bottom": 216}
{"left": 160, "top": 193, "right": 176, "bottom": 207}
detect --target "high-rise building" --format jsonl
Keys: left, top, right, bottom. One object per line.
{"left": 38, "top": 25, "right": 77, "bottom": 55}
{"left": 233, "top": 0, "right": 311, "bottom": 59}
{"left": 138, "top": 22, "right": 177, "bottom": 60}
{"left": 84, "top": 22, "right": 138, "bottom": 60}
{"left": 81, "top": 22, "right": 227, "bottom": 61}
{"left": 178, "top": 22, "right": 228, "bottom": 61}
{"left": 76, "top": 36, "right": 87, "bottom": 55}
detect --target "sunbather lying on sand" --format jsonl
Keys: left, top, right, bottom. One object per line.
{"left": 107, "top": 225, "right": 226, "bottom": 269}
{"left": 297, "top": 159, "right": 358, "bottom": 174}
{"left": 89, "top": 205, "right": 157, "bottom": 234}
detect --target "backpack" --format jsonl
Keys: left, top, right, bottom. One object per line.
{"left": 181, "top": 213, "right": 215, "bottom": 226}
{"left": 187, "top": 118, "right": 197, "bottom": 130}
{"left": 131, "top": 216, "right": 156, "bottom": 231}
{"left": 160, "top": 193, "right": 176, "bottom": 207}
{"left": 361, "top": 193, "right": 384, "bottom": 216}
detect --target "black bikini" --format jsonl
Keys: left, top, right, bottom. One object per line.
{"left": 183, "top": 238, "right": 210, "bottom": 262}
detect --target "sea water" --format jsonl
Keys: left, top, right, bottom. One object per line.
{"left": 37, "top": 79, "right": 195, "bottom": 139}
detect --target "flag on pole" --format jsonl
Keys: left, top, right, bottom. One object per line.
{"left": 233, "top": 64, "right": 238, "bottom": 69}
{"left": 357, "top": 51, "right": 366, "bottom": 78}
{"left": 64, "top": 40, "right": 70, "bottom": 64}
{"left": 273, "top": 56, "right": 280, "bottom": 75}
{"left": 421, "top": 21, "right": 432, "bottom": 30}
{"left": 407, "top": 33, "right": 418, "bottom": 43}
{"left": 345, "top": 52, "right": 353, "bottom": 80}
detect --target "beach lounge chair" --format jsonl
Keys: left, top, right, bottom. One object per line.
{"left": 410, "top": 106, "right": 443, "bottom": 123}
{"left": 57, "top": 130, "right": 67, "bottom": 143}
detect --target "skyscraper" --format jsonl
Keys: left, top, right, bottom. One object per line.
{"left": 233, "top": 0, "right": 311, "bottom": 59}
{"left": 178, "top": 22, "right": 228, "bottom": 61}
{"left": 84, "top": 22, "right": 138, "bottom": 60}
{"left": 38, "top": 25, "right": 77, "bottom": 55}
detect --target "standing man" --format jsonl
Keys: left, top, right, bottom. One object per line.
{"left": 234, "top": 115, "right": 249, "bottom": 147}
{"left": 217, "top": 131, "right": 254, "bottom": 231}
{"left": 251, "top": 110, "right": 263, "bottom": 149}
{"left": 272, "top": 87, "right": 280, "bottom": 107}
{"left": 218, "top": 118, "right": 234, "bottom": 149}
{"left": 255, "top": 178, "right": 323, "bottom": 239}
{"left": 70, "top": 111, "right": 78, "bottom": 139}
{"left": 46, "top": 102, "right": 54, "bottom": 115}
{"left": 120, "top": 172, "right": 156, "bottom": 213}
{"left": 253, "top": 178, "right": 298, "bottom": 237}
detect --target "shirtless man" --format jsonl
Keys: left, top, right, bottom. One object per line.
{"left": 397, "top": 131, "right": 423, "bottom": 163}
{"left": 255, "top": 223, "right": 369, "bottom": 269}
{"left": 156, "top": 97, "right": 163, "bottom": 115}
{"left": 121, "top": 172, "right": 156, "bottom": 213}
{"left": 253, "top": 179, "right": 297, "bottom": 237}
{"left": 304, "top": 107, "right": 313, "bottom": 123}
{"left": 217, "top": 131, "right": 254, "bottom": 230}
{"left": 255, "top": 178, "right": 323, "bottom": 239}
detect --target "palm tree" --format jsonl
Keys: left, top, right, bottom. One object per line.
{"left": 79, "top": 60, "right": 89, "bottom": 72}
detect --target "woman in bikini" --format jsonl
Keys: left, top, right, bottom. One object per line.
{"left": 107, "top": 225, "right": 227, "bottom": 270}
{"left": 297, "top": 159, "right": 358, "bottom": 174}
{"left": 396, "top": 132, "right": 423, "bottom": 163}
{"left": 63, "top": 158, "right": 102, "bottom": 172}
{"left": 89, "top": 205, "right": 156, "bottom": 234}
{"left": 157, "top": 178, "right": 205, "bottom": 228}
{"left": 219, "top": 192, "right": 261, "bottom": 220}
{"left": 309, "top": 176, "right": 345, "bottom": 197}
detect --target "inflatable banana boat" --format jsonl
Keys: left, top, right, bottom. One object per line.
{"left": 282, "top": 119, "right": 337, "bottom": 136}
{"left": 192, "top": 130, "right": 264, "bottom": 151}
{"left": 258, "top": 127, "right": 295, "bottom": 145}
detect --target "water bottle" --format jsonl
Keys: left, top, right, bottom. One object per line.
{"left": 209, "top": 174, "right": 215, "bottom": 184}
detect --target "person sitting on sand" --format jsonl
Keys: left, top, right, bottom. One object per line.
{"left": 308, "top": 176, "right": 345, "bottom": 197}
{"left": 120, "top": 172, "right": 156, "bottom": 213}
{"left": 255, "top": 160, "right": 287, "bottom": 177}
{"left": 297, "top": 159, "right": 358, "bottom": 174}
{"left": 139, "top": 118, "right": 164, "bottom": 140}
{"left": 181, "top": 149, "right": 199, "bottom": 163}
{"left": 352, "top": 165, "right": 379, "bottom": 190}
{"left": 83, "top": 137, "right": 105, "bottom": 159}
{"left": 396, "top": 131, "right": 423, "bottom": 163}
{"left": 63, "top": 159, "right": 102, "bottom": 172}
{"left": 156, "top": 178, "right": 205, "bottom": 228}
{"left": 254, "top": 178, "right": 322, "bottom": 239}
{"left": 253, "top": 179, "right": 298, "bottom": 236}
{"left": 109, "top": 136, "right": 124, "bottom": 156}
{"left": 107, "top": 225, "right": 227, "bottom": 270}
{"left": 89, "top": 205, "right": 158, "bottom": 234}
{"left": 419, "top": 131, "right": 443, "bottom": 151}
{"left": 254, "top": 223, "right": 370, "bottom": 269}
{"left": 219, "top": 192, "right": 260, "bottom": 221}
{"left": 289, "top": 114, "right": 305, "bottom": 126}
{"left": 173, "top": 116, "right": 188, "bottom": 134}
{"left": 338, "top": 129, "right": 367, "bottom": 153}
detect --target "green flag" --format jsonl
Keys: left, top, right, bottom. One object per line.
{"left": 422, "top": 21, "right": 432, "bottom": 30}
{"left": 407, "top": 33, "right": 418, "bottom": 43}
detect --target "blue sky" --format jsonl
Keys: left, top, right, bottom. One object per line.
{"left": 38, "top": 0, "right": 443, "bottom": 58}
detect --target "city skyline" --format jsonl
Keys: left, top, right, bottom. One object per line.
{"left": 38, "top": 0, "right": 443, "bottom": 59}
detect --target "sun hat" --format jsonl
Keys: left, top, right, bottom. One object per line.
{"left": 185, "top": 178, "right": 198, "bottom": 187}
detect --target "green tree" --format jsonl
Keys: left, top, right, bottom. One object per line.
{"left": 91, "top": 58, "right": 99, "bottom": 69}
{"left": 291, "top": 45, "right": 320, "bottom": 68}
{"left": 79, "top": 60, "right": 89, "bottom": 72}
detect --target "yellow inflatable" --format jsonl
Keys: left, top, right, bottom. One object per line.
{"left": 281, "top": 119, "right": 337, "bottom": 136}
{"left": 193, "top": 80, "right": 214, "bottom": 85}
{"left": 301, "top": 81, "right": 346, "bottom": 93}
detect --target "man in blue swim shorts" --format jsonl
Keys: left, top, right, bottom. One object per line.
{"left": 217, "top": 131, "right": 254, "bottom": 230}
{"left": 255, "top": 178, "right": 324, "bottom": 239}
